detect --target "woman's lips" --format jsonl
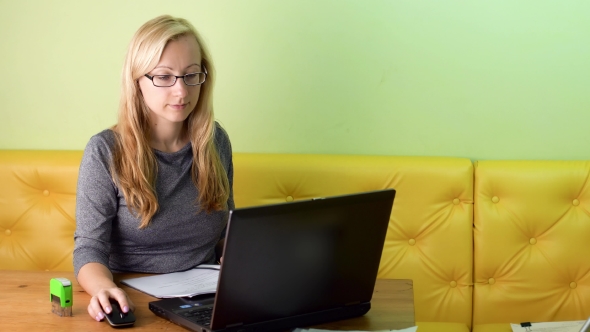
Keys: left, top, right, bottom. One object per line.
{"left": 169, "top": 103, "right": 188, "bottom": 110}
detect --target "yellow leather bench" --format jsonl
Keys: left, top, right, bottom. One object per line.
{"left": 472, "top": 160, "right": 590, "bottom": 332}
{"left": 233, "top": 153, "right": 474, "bottom": 332}
{"left": 0, "top": 150, "right": 80, "bottom": 271}
{"left": 2, "top": 150, "right": 589, "bottom": 331}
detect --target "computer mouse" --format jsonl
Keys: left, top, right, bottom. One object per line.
{"left": 105, "top": 299, "right": 136, "bottom": 328}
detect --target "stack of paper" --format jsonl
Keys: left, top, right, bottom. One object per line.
{"left": 120, "top": 265, "right": 220, "bottom": 298}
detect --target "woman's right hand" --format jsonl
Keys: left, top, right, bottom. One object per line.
{"left": 77, "top": 262, "right": 136, "bottom": 321}
{"left": 87, "top": 286, "right": 135, "bottom": 322}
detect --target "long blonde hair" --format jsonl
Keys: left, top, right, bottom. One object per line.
{"left": 112, "top": 15, "right": 230, "bottom": 228}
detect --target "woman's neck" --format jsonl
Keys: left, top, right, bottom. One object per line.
{"left": 149, "top": 122, "right": 189, "bottom": 153}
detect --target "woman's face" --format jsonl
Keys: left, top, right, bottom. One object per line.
{"left": 138, "top": 35, "right": 203, "bottom": 127}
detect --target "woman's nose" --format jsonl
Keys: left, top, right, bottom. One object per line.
{"left": 171, "top": 77, "right": 189, "bottom": 96}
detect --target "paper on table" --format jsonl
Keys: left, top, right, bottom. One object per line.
{"left": 510, "top": 321, "right": 585, "bottom": 332}
{"left": 293, "top": 327, "right": 417, "bottom": 332}
{"left": 120, "top": 264, "right": 220, "bottom": 298}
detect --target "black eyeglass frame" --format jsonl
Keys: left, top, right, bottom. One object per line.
{"left": 144, "top": 66, "right": 207, "bottom": 87}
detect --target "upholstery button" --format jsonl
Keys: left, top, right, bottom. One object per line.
{"left": 286, "top": 196, "right": 294, "bottom": 202}
{"left": 450, "top": 281, "right": 457, "bottom": 288}
{"left": 5, "top": 229, "right": 11, "bottom": 236}
{"left": 43, "top": 190, "right": 50, "bottom": 196}
{"left": 408, "top": 239, "right": 416, "bottom": 246}
{"left": 488, "top": 278, "right": 495, "bottom": 285}
{"left": 491, "top": 196, "right": 499, "bottom": 203}
{"left": 573, "top": 199, "right": 580, "bottom": 206}
{"left": 529, "top": 238, "right": 537, "bottom": 245}
{"left": 453, "top": 198, "right": 460, "bottom": 205}
{"left": 570, "top": 282, "right": 577, "bottom": 289}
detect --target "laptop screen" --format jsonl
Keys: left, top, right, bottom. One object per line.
{"left": 211, "top": 189, "right": 395, "bottom": 329}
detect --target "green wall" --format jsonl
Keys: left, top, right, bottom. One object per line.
{"left": 1, "top": 0, "right": 589, "bottom": 160}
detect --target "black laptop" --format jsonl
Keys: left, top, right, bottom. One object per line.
{"left": 149, "top": 189, "right": 396, "bottom": 332}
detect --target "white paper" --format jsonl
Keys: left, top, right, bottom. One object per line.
{"left": 510, "top": 321, "right": 585, "bottom": 332}
{"left": 120, "top": 265, "right": 220, "bottom": 298}
{"left": 293, "top": 327, "right": 417, "bottom": 332}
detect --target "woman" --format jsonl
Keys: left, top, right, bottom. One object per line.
{"left": 73, "top": 15, "right": 233, "bottom": 322}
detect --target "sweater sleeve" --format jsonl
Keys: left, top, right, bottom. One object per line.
{"left": 73, "top": 131, "right": 119, "bottom": 278}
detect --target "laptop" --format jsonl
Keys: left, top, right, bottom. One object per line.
{"left": 149, "top": 189, "right": 396, "bottom": 332}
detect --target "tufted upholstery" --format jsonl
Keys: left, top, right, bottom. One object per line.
{"left": 4, "top": 150, "right": 590, "bottom": 331}
{"left": 0, "top": 151, "right": 473, "bottom": 331}
{"left": 233, "top": 153, "right": 474, "bottom": 329}
{"left": 472, "top": 160, "right": 590, "bottom": 332}
{"left": 232, "top": 154, "right": 474, "bottom": 330}
{"left": 0, "top": 150, "right": 81, "bottom": 271}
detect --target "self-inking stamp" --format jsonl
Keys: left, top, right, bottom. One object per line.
{"left": 50, "top": 278, "right": 73, "bottom": 317}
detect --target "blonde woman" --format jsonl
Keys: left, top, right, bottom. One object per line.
{"left": 73, "top": 15, "right": 233, "bottom": 322}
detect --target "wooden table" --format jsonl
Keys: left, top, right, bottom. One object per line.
{"left": 0, "top": 270, "right": 414, "bottom": 331}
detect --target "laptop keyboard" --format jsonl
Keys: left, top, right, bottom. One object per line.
{"left": 182, "top": 307, "right": 213, "bottom": 326}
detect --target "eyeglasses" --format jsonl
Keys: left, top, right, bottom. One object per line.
{"left": 144, "top": 67, "right": 207, "bottom": 87}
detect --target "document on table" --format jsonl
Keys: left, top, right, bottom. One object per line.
{"left": 120, "top": 264, "right": 220, "bottom": 298}
{"left": 510, "top": 320, "right": 585, "bottom": 332}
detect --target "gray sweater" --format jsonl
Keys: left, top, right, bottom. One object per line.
{"left": 73, "top": 123, "right": 234, "bottom": 277}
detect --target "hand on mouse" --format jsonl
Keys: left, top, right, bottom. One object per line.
{"left": 88, "top": 287, "right": 135, "bottom": 322}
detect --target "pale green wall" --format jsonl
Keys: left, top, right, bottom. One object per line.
{"left": 1, "top": 0, "right": 589, "bottom": 160}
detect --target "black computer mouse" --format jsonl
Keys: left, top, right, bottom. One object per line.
{"left": 105, "top": 299, "right": 136, "bottom": 328}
